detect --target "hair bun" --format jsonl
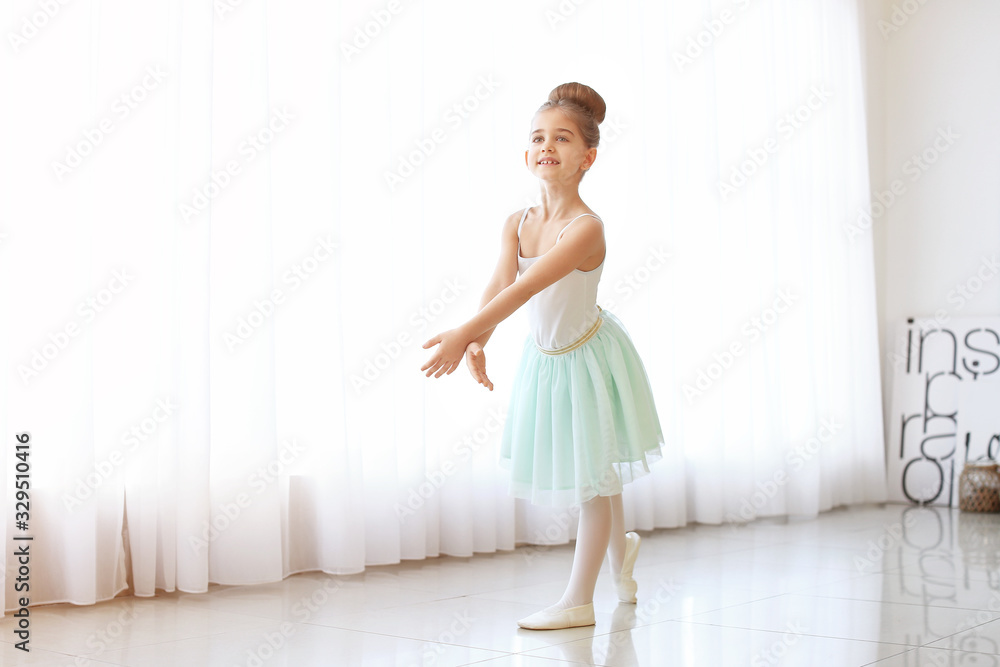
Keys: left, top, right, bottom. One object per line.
{"left": 548, "top": 82, "right": 606, "bottom": 125}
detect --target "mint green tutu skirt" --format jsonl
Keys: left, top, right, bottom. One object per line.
{"left": 499, "top": 308, "right": 664, "bottom": 507}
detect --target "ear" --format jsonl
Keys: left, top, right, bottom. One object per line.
{"left": 583, "top": 147, "right": 598, "bottom": 170}
{"left": 524, "top": 150, "right": 529, "bottom": 168}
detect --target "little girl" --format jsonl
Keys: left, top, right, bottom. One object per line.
{"left": 421, "top": 82, "right": 664, "bottom": 630}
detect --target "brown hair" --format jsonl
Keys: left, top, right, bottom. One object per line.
{"left": 536, "top": 82, "right": 606, "bottom": 149}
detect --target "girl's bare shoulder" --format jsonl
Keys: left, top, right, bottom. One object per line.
{"left": 500, "top": 207, "right": 530, "bottom": 234}
{"left": 506, "top": 207, "right": 530, "bottom": 223}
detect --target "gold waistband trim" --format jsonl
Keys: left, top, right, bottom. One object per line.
{"left": 537, "top": 306, "right": 604, "bottom": 355}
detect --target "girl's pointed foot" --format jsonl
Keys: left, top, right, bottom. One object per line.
{"left": 612, "top": 531, "right": 640, "bottom": 603}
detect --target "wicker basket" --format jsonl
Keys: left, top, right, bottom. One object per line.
{"left": 959, "top": 462, "right": 1000, "bottom": 513}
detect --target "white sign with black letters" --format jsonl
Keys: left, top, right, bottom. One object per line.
{"left": 886, "top": 317, "right": 1000, "bottom": 505}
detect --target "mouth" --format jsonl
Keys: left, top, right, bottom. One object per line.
{"left": 537, "top": 159, "right": 560, "bottom": 166}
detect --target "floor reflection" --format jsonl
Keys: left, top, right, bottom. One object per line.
{"left": 2, "top": 504, "right": 999, "bottom": 665}
{"left": 881, "top": 505, "right": 1000, "bottom": 659}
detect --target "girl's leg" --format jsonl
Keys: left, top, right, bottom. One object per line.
{"left": 553, "top": 494, "right": 612, "bottom": 609}
{"left": 607, "top": 493, "right": 626, "bottom": 575}
{"left": 517, "top": 494, "right": 626, "bottom": 628}
{"left": 607, "top": 492, "right": 639, "bottom": 603}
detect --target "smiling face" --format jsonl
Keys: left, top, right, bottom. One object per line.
{"left": 525, "top": 107, "right": 597, "bottom": 182}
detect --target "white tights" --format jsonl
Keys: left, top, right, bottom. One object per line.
{"left": 551, "top": 493, "right": 627, "bottom": 610}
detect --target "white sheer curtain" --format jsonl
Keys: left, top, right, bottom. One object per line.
{"left": 1, "top": 0, "right": 885, "bottom": 612}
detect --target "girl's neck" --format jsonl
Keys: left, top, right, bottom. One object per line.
{"left": 534, "top": 185, "right": 587, "bottom": 222}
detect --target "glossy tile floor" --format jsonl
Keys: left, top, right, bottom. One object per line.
{"left": 3, "top": 504, "right": 1000, "bottom": 666}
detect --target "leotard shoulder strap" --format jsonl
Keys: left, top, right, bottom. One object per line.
{"left": 556, "top": 212, "right": 603, "bottom": 243}
{"left": 517, "top": 208, "right": 603, "bottom": 251}
{"left": 516, "top": 206, "right": 531, "bottom": 254}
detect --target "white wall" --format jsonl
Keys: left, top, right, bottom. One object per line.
{"left": 863, "top": 0, "right": 1000, "bottom": 440}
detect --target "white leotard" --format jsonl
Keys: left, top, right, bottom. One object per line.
{"left": 516, "top": 206, "right": 605, "bottom": 351}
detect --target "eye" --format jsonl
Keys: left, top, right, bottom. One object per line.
{"left": 557, "top": 136, "right": 568, "bottom": 141}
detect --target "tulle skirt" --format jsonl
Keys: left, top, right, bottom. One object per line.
{"left": 499, "top": 308, "right": 664, "bottom": 507}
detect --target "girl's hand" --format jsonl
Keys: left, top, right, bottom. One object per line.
{"left": 465, "top": 342, "right": 493, "bottom": 391}
{"left": 421, "top": 327, "right": 471, "bottom": 378}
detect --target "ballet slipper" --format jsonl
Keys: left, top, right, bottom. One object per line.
{"left": 516, "top": 603, "right": 595, "bottom": 630}
{"left": 612, "top": 531, "right": 640, "bottom": 603}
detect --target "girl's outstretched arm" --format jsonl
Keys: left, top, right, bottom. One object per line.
{"left": 464, "top": 210, "right": 522, "bottom": 391}
{"left": 421, "top": 215, "right": 604, "bottom": 379}
{"left": 469, "top": 209, "right": 522, "bottom": 350}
